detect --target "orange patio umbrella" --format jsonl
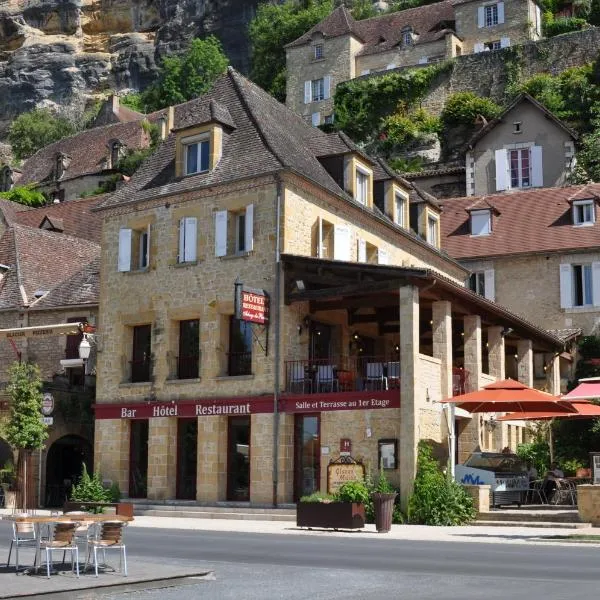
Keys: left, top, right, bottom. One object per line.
{"left": 561, "top": 377, "right": 600, "bottom": 402}
{"left": 442, "top": 378, "right": 578, "bottom": 414}
{"left": 497, "top": 400, "right": 600, "bottom": 421}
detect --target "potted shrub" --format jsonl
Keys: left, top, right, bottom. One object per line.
{"left": 297, "top": 482, "right": 368, "bottom": 530}
{"left": 371, "top": 469, "right": 398, "bottom": 533}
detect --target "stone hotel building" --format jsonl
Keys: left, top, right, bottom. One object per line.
{"left": 93, "top": 69, "right": 564, "bottom": 508}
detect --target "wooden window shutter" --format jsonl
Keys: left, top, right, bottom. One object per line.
{"left": 559, "top": 264, "right": 573, "bottom": 309}
{"left": 184, "top": 217, "right": 197, "bottom": 263}
{"left": 311, "top": 112, "right": 320, "bottom": 127}
{"left": 500, "top": 37, "right": 510, "bottom": 48}
{"left": 323, "top": 75, "right": 331, "bottom": 99}
{"left": 477, "top": 6, "right": 485, "bottom": 28}
{"left": 357, "top": 238, "right": 366, "bottom": 263}
{"left": 304, "top": 81, "right": 311, "bottom": 104}
{"left": 473, "top": 42, "right": 484, "bottom": 53}
{"left": 333, "top": 224, "right": 351, "bottom": 261}
{"left": 592, "top": 262, "right": 600, "bottom": 307}
{"left": 118, "top": 228, "right": 132, "bottom": 272}
{"left": 178, "top": 218, "right": 186, "bottom": 263}
{"left": 497, "top": 2, "right": 505, "bottom": 24}
{"left": 531, "top": 146, "right": 543, "bottom": 187}
{"left": 245, "top": 204, "right": 254, "bottom": 252}
{"left": 378, "top": 249, "right": 389, "bottom": 265}
{"left": 215, "top": 210, "right": 228, "bottom": 257}
{"left": 484, "top": 269, "right": 495, "bottom": 302}
{"left": 495, "top": 149, "right": 509, "bottom": 191}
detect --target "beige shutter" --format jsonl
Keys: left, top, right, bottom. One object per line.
{"left": 118, "top": 228, "right": 132, "bottom": 272}
{"left": 215, "top": 210, "right": 228, "bottom": 257}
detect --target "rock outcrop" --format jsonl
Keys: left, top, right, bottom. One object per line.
{"left": 0, "top": 0, "right": 264, "bottom": 133}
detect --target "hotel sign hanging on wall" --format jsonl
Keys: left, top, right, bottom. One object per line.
{"left": 234, "top": 279, "right": 269, "bottom": 325}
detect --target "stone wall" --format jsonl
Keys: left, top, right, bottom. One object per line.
{"left": 421, "top": 27, "right": 600, "bottom": 116}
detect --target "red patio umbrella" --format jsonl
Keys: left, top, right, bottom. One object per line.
{"left": 442, "top": 378, "right": 578, "bottom": 414}
{"left": 562, "top": 377, "right": 600, "bottom": 401}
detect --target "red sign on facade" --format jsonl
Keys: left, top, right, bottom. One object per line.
{"left": 240, "top": 289, "right": 269, "bottom": 324}
{"left": 340, "top": 438, "right": 352, "bottom": 454}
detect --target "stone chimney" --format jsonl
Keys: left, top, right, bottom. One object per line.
{"left": 159, "top": 106, "right": 175, "bottom": 140}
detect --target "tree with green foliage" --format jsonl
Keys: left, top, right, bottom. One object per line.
{"left": 5, "top": 362, "right": 48, "bottom": 509}
{"left": 0, "top": 185, "right": 46, "bottom": 207}
{"left": 249, "top": 1, "right": 333, "bottom": 101}
{"left": 122, "top": 36, "right": 229, "bottom": 113}
{"left": 8, "top": 109, "right": 77, "bottom": 161}
{"left": 440, "top": 92, "right": 502, "bottom": 128}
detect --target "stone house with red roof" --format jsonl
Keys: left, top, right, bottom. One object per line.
{"left": 92, "top": 67, "right": 563, "bottom": 508}
{"left": 0, "top": 195, "right": 103, "bottom": 508}
{"left": 440, "top": 184, "right": 600, "bottom": 387}
{"left": 286, "top": 0, "right": 543, "bottom": 125}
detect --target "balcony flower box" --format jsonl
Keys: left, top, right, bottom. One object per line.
{"left": 297, "top": 501, "right": 365, "bottom": 529}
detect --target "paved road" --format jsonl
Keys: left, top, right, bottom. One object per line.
{"left": 1, "top": 522, "right": 599, "bottom": 599}
{"left": 115, "top": 527, "right": 600, "bottom": 599}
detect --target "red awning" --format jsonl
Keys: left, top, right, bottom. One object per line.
{"left": 562, "top": 378, "right": 600, "bottom": 401}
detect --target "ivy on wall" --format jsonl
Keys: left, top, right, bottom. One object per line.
{"left": 333, "top": 62, "right": 452, "bottom": 140}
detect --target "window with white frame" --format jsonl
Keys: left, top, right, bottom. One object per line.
{"left": 495, "top": 146, "right": 542, "bottom": 191}
{"left": 427, "top": 215, "right": 439, "bottom": 247}
{"left": 484, "top": 40, "right": 501, "bottom": 50}
{"left": 355, "top": 169, "right": 369, "bottom": 205}
{"left": 401, "top": 27, "right": 412, "bottom": 46}
{"left": 214, "top": 205, "right": 254, "bottom": 257}
{"left": 484, "top": 4, "right": 498, "bottom": 26}
{"left": 312, "top": 78, "right": 325, "bottom": 102}
{"left": 314, "top": 44, "right": 324, "bottom": 60}
{"left": 178, "top": 217, "right": 198, "bottom": 263}
{"left": 470, "top": 209, "right": 491, "bottom": 236}
{"left": 573, "top": 200, "right": 595, "bottom": 226}
{"left": 118, "top": 225, "right": 151, "bottom": 272}
{"left": 394, "top": 193, "right": 406, "bottom": 227}
{"left": 184, "top": 138, "right": 210, "bottom": 175}
{"left": 560, "top": 262, "right": 600, "bottom": 308}
{"left": 324, "top": 114, "right": 334, "bottom": 125}
{"left": 509, "top": 148, "right": 531, "bottom": 188}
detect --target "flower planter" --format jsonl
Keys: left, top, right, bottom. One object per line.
{"left": 372, "top": 492, "right": 397, "bottom": 533}
{"left": 297, "top": 501, "right": 365, "bottom": 529}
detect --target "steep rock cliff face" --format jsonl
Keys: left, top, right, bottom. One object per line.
{"left": 0, "top": 0, "right": 263, "bottom": 132}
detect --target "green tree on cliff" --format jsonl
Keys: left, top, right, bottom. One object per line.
{"left": 122, "top": 36, "right": 229, "bottom": 113}
{"left": 249, "top": 0, "right": 334, "bottom": 101}
{"left": 8, "top": 109, "right": 77, "bottom": 161}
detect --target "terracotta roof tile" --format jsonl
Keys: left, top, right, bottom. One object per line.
{"left": 287, "top": 1, "right": 456, "bottom": 57}
{"left": 13, "top": 195, "right": 105, "bottom": 243}
{"left": 441, "top": 184, "right": 600, "bottom": 259}
{"left": 18, "top": 121, "right": 151, "bottom": 186}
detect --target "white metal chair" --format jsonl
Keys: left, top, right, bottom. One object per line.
{"left": 316, "top": 365, "right": 338, "bottom": 392}
{"left": 365, "top": 362, "right": 388, "bottom": 390}
{"left": 7, "top": 519, "right": 37, "bottom": 573}
{"left": 525, "top": 479, "right": 547, "bottom": 505}
{"left": 288, "top": 363, "right": 312, "bottom": 393}
{"left": 39, "top": 521, "right": 80, "bottom": 578}
{"left": 85, "top": 521, "right": 128, "bottom": 577}
{"left": 63, "top": 512, "right": 94, "bottom": 563}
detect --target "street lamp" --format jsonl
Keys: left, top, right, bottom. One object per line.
{"left": 78, "top": 335, "right": 92, "bottom": 390}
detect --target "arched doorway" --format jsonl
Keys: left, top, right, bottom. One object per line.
{"left": 45, "top": 435, "right": 92, "bottom": 507}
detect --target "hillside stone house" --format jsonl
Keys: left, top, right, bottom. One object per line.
{"left": 92, "top": 68, "right": 563, "bottom": 508}
{"left": 286, "top": 0, "right": 543, "bottom": 125}
{"left": 465, "top": 93, "right": 578, "bottom": 197}
{"left": 0, "top": 195, "right": 103, "bottom": 508}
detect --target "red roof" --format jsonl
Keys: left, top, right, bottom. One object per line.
{"left": 441, "top": 184, "right": 600, "bottom": 259}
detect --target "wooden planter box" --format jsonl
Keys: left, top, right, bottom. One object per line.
{"left": 297, "top": 502, "right": 365, "bottom": 529}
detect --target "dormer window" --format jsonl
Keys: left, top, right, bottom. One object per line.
{"left": 573, "top": 200, "right": 595, "bottom": 226}
{"left": 184, "top": 138, "right": 210, "bottom": 175}
{"left": 355, "top": 168, "right": 369, "bottom": 205}
{"left": 401, "top": 27, "right": 413, "bottom": 46}
{"left": 470, "top": 209, "right": 492, "bottom": 236}
{"left": 314, "top": 44, "right": 324, "bottom": 60}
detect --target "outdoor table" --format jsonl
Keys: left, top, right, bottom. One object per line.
{"left": 2, "top": 513, "right": 133, "bottom": 574}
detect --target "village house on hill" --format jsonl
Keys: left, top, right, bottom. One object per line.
{"left": 286, "top": 0, "right": 543, "bottom": 126}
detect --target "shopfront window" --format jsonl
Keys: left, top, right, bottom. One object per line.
{"left": 129, "top": 420, "right": 149, "bottom": 498}
{"left": 176, "top": 418, "right": 198, "bottom": 500}
{"left": 227, "top": 416, "right": 250, "bottom": 501}
{"left": 294, "top": 414, "right": 320, "bottom": 501}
